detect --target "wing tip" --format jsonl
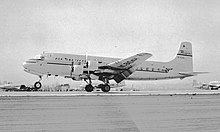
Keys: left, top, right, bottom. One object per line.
{"left": 137, "top": 53, "right": 152, "bottom": 57}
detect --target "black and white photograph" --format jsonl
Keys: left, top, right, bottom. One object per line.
{"left": 0, "top": 0, "right": 220, "bottom": 131}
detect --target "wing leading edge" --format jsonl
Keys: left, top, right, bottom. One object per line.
{"left": 107, "top": 53, "right": 152, "bottom": 70}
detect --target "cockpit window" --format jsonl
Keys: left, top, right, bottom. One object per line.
{"left": 34, "top": 55, "right": 45, "bottom": 60}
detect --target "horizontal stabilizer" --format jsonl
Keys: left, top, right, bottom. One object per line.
{"left": 179, "top": 72, "right": 209, "bottom": 76}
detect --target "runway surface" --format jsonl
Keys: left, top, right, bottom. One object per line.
{"left": 1, "top": 90, "right": 220, "bottom": 97}
{"left": 0, "top": 92, "right": 220, "bottom": 132}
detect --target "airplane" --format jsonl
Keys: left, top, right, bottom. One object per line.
{"left": 0, "top": 82, "right": 35, "bottom": 91}
{"left": 208, "top": 81, "right": 220, "bottom": 90}
{"left": 193, "top": 80, "right": 219, "bottom": 90}
{"left": 23, "top": 42, "right": 205, "bottom": 92}
{"left": 193, "top": 80, "right": 209, "bottom": 90}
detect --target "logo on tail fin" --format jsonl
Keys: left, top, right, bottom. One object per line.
{"left": 177, "top": 42, "right": 192, "bottom": 57}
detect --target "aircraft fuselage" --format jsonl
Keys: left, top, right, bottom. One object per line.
{"left": 23, "top": 53, "right": 189, "bottom": 81}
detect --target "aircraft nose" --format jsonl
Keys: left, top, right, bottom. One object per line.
{"left": 22, "top": 61, "right": 33, "bottom": 69}
{"left": 22, "top": 62, "right": 27, "bottom": 69}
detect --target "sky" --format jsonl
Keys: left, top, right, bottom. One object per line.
{"left": 0, "top": 0, "right": 220, "bottom": 85}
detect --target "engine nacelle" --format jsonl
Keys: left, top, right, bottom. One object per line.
{"left": 90, "top": 74, "right": 99, "bottom": 80}
{"left": 72, "top": 65, "right": 83, "bottom": 75}
{"left": 88, "top": 61, "right": 98, "bottom": 71}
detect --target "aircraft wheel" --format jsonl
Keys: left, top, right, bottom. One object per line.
{"left": 101, "top": 84, "right": 111, "bottom": 92}
{"left": 34, "top": 81, "right": 42, "bottom": 89}
{"left": 85, "top": 84, "right": 94, "bottom": 92}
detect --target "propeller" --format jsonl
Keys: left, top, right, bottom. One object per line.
{"left": 85, "top": 52, "right": 89, "bottom": 74}
{"left": 70, "top": 61, "right": 74, "bottom": 77}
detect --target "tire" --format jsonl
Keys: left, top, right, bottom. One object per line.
{"left": 20, "top": 85, "right": 26, "bottom": 90}
{"left": 85, "top": 84, "right": 94, "bottom": 92}
{"left": 34, "top": 82, "right": 42, "bottom": 89}
{"left": 101, "top": 84, "right": 111, "bottom": 92}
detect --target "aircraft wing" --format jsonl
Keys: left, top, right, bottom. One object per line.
{"left": 105, "top": 53, "right": 152, "bottom": 70}
{"left": 97, "top": 53, "right": 152, "bottom": 83}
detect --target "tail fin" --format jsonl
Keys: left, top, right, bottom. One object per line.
{"left": 168, "top": 42, "right": 193, "bottom": 72}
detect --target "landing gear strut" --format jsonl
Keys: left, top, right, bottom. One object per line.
{"left": 84, "top": 78, "right": 94, "bottom": 92}
{"left": 101, "top": 84, "right": 111, "bottom": 92}
{"left": 83, "top": 76, "right": 111, "bottom": 92}
{"left": 34, "top": 76, "right": 42, "bottom": 89}
{"left": 100, "top": 78, "right": 111, "bottom": 92}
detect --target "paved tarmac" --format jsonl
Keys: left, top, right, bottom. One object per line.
{"left": 0, "top": 91, "right": 220, "bottom": 131}
{"left": 1, "top": 90, "right": 220, "bottom": 97}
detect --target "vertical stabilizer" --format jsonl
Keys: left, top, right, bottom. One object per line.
{"left": 169, "top": 42, "right": 193, "bottom": 72}
{"left": 177, "top": 42, "right": 192, "bottom": 57}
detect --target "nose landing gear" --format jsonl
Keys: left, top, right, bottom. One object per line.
{"left": 34, "top": 81, "right": 42, "bottom": 89}
{"left": 34, "top": 76, "right": 42, "bottom": 89}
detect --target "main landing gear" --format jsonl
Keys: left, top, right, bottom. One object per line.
{"left": 84, "top": 78, "right": 111, "bottom": 92}
{"left": 101, "top": 78, "right": 111, "bottom": 92}
{"left": 84, "top": 78, "right": 94, "bottom": 92}
{"left": 85, "top": 84, "right": 94, "bottom": 92}
{"left": 99, "top": 84, "right": 111, "bottom": 92}
{"left": 34, "top": 76, "right": 42, "bottom": 89}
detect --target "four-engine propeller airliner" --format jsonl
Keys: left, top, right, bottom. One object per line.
{"left": 23, "top": 42, "right": 203, "bottom": 92}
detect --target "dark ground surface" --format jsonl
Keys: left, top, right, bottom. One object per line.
{"left": 0, "top": 94, "right": 220, "bottom": 132}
